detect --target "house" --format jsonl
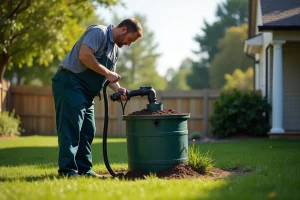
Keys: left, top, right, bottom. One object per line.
{"left": 244, "top": 0, "right": 300, "bottom": 138}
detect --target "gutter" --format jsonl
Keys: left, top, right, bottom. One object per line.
{"left": 246, "top": 53, "right": 259, "bottom": 90}
{"left": 258, "top": 25, "right": 300, "bottom": 31}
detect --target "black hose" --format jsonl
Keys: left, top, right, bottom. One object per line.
{"left": 102, "top": 80, "right": 117, "bottom": 177}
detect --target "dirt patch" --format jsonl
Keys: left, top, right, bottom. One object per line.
{"left": 101, "top": 164, "right": 247, "bottom": 180}
{"left": 128, "top": 108, "right": 187, "bottom": 116}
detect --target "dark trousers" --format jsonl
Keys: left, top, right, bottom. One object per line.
{"left": 51, "top": 70, "right": 96, "bottom": 176}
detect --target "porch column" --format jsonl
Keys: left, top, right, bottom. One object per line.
{"left": 270, "top": 40, "right": 285, "bottom": 133}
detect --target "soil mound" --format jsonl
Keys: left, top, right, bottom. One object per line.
{"left": 128, "top": 108, "right": 186, "bottom": 116}
{"left": 113, "top": 164, "right": 231, "bottom": 180}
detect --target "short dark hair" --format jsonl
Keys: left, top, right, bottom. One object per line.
{"left": 117, "top": 18, "right": 143, "bottom": 37}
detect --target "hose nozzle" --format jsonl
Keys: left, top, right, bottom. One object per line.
{"left": 111, "top": 86, "right": 157, "bottom": 104}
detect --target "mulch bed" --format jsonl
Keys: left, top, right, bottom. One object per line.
{"left": 102, "top": 164, "right": 250, "bottom": 180}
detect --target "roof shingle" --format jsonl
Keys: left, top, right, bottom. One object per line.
{"left": 261, "top": 0, "right": 300, "bottom": 26}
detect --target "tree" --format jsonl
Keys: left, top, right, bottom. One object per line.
{"left": 4, "top": 5, "right": 106, "bottom": 86}
{"left": 223, "top": 67, "right": 253, "bottom": 91}
{"left": 0, "top": 0, "right": 121, "bottom": 81}
{"left": 186, "top": 61, "right": 210, "bottom": 89}
{"left": 209, "top": 24, "right": 253, "bottom": 89}
{"left": 193, "top": 0, "right": 248, "bottom": 64}
{"left": 113, "top": 14, "right": 167, "bottom": 90}
{"left": 188, "top": 0, "right": 248, "bottom": 89}
{"left": 167, "top": 58, "right": 192, "bottom": 90}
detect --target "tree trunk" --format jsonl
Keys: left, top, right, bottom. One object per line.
{"left": 0, "top": 53, "right": 10, "bottom": 81}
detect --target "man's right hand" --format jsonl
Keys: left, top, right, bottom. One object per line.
{"left": 106, "top": 71, "right": 121, "bottom": 83}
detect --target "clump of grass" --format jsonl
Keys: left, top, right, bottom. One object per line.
{"left": 0, "top": 110, "right": 22, "bottom": 137}
{"left": 188, "top": 144, "right": 214, "bottom": 174}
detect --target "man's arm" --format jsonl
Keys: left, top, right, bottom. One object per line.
{"left": 109, "top": 82, "right": 121, "bottom": 92}
{"left": 79, "top": 44, "right": 121, "bottom": 83}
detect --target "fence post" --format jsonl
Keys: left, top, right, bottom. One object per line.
{"left": 203, "top": 89, "right": 209, "bottom": 136}
{"left": 117, "top": 103, "right": 123, "bottom": 136}
{"left": 156, "top": 90, "right": 162, "bottom": 104}
{"left": 6, "top": 81, "right": 12, "bottom": 111}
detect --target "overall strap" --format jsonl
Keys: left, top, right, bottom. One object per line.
{"left": 98, "top": 28, "right": 112, "bottom": 101}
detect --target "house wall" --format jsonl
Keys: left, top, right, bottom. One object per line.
{"left": 273, "top": 31, "right": 300, "bottom": 41}
{"left": 254, "top": 0, "right": 273, "bottom": 97}
{"left": 282, "top": 42, "right": 300, "bottom": 130}
{"left": 255, "top": 32, "right": 272, "bottom": 97}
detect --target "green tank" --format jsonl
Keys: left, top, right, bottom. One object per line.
{"left": 123, "top": 104, "right": 190, "bottom": 173}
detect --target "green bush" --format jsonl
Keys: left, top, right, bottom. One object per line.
{"left": 0, "top": 110, "right": 22, "bottom": 137}
{"left": 209, "top": 89, "right": 271, "bottom": 138}
{"left": 188, "top": 132, "right": 202, "bottom": 140}
{"left": 188, "top": 145, "right": 214, "bottom": 174}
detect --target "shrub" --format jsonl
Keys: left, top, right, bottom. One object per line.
{"left": 209, "top": 89, "right": 271, "bottom": 138}
{"left": 188, "top": 132, "right": 202, "bottom": 140}
{"left": 0, "top": 110, "right": 22, "bottom": 137}
{"left": 188, "top": 145, "right": 214, "bottom": 174}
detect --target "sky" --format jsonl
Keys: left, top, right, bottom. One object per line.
{"left": 96, "top": 0, "right": 224, "bottom": 76}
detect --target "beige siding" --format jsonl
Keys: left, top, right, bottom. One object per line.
{"left": 282, "top": 42, "right": 300, "bottom": 130}
{"left": 273, "top": 31, "right": 300, "bottom": 41}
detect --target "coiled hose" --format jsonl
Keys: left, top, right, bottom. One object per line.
{"left": 102, "top": 80, "right": 117, "bottom": 177}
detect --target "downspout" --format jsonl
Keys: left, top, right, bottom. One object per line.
{"left": 246, "top": 53, "right": 259, "bottom": 90}
{"left": 265, "top": 44, "right": 271, "bottom": 125}
{"left": 265, "top": 44, "right": 271, "bottom": 100}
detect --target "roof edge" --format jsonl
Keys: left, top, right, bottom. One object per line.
{"left": 259, "top": 26, "right": 300, "bottom": 31}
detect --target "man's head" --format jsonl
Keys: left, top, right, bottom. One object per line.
{"left": 114, "top": 18, "right": 143, "bottom": 48}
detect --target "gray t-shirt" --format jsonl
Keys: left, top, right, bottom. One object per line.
{"left": 60, "top": 24, "right": 118, "bottom": 73}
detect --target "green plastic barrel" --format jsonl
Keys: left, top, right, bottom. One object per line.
{"left": 123, "top": 114, "right": 190, "bottom": 173}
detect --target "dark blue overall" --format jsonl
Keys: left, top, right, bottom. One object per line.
{"left": 51, "top": 34, "right": 116, "bottom": 176}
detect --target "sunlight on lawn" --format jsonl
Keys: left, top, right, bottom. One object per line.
{"left": 0, "top": 136, "right": 300, "bottom": 200}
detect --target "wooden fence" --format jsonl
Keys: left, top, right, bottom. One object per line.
{"left": 2, "top": 82, "right": 221, "bottom": 136}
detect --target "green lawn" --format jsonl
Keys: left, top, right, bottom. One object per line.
{"left": 0, "top": 136, "right": 300, "bottom": 200}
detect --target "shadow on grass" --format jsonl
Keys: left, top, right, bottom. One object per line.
{"left": 0, "top": 141, "right": 127, "bottom": 166}
{"left": 0, "top": 174, "right": 60, "bottom": 182}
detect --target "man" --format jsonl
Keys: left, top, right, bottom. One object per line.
{"left": 51, "top": 18, "right": 143, "bottom": 178}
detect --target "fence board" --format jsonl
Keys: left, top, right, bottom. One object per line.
{"left": 6, "top": 84, "right": 221, "bottom": 136}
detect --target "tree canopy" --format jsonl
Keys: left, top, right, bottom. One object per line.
{"left": 209, "top": 24, "right": 252, "bottom": 89}
{"left": 193, "top": 0, "right": 248, "bottom": 64}
{"left": 166, "top": 58, "right": 192, "bottom": 90}
{"left": 0, "top": 0, "right": 122, "bottom": 80}
{"left": 223, "top": 67, "right": 253, "bottom": 91}
{"left": 3, "top": 2, "right": 106, "bottom": 85}
{"left": 188, "top": 0, "right": 248, "bottom": 89}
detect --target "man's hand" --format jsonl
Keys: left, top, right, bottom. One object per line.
{"left": 117, "top": 87, "right": 128, "bottom": 101}
{"left": 106, "top": 71, "right": 121, "bottom": 83}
